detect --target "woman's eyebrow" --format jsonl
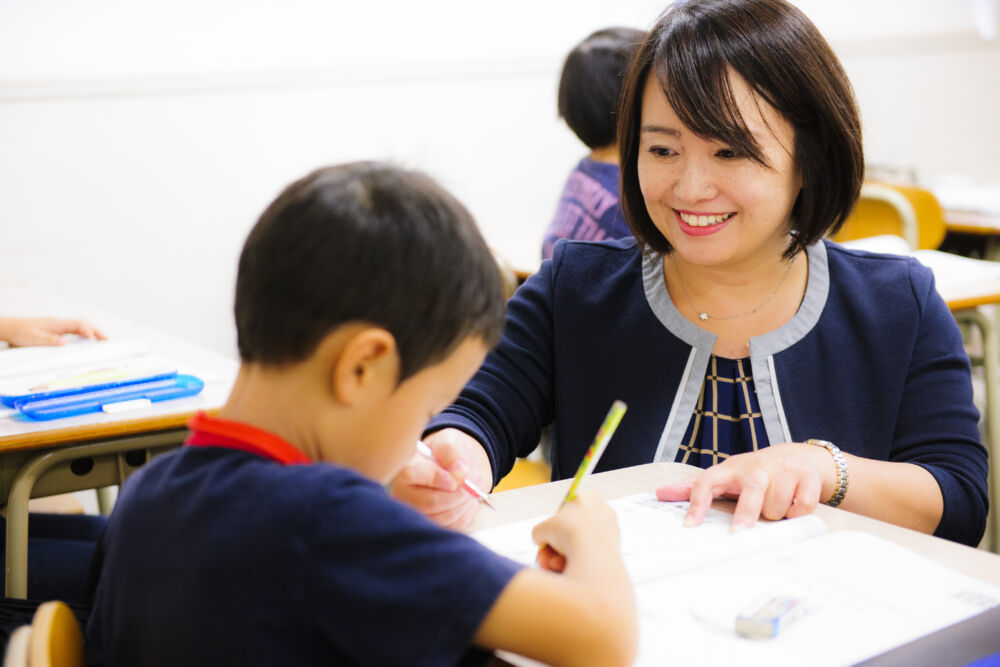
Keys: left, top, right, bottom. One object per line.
{"left": 640, "top": 125, "right": 681, "bottom": 137}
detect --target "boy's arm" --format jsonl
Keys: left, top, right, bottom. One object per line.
{"left": 472, "top": 491, "right": 638, "bottom": 667}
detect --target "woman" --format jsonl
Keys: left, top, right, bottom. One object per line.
{"left": 393, "top": 0, "right": 988, "bottom": 546}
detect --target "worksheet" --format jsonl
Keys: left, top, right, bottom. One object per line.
{"left": 475, "top": 493, "right": 1000, "bottom": 667}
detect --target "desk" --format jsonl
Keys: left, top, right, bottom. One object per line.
{"left": 945, "top": 209, "right": 1000, "bottom": 261}
{"left": 472, "top": 463, "right": 1000, "bottom": 666}
{"left": 0, "top": 286, "right": 237, "bottom": 597}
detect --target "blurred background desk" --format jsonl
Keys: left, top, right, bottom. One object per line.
{"left": 0, "top": 286, "right": 237, "bottom": 597}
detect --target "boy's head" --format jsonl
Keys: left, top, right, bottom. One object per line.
{"left": 558, "top": 26, "right": 646, "bottom": 151}
{"left": 232, "top": 162, "right": 506, "bottom": 478}
{"left": 235, "top": 161, "right": 505, "bottom": 380}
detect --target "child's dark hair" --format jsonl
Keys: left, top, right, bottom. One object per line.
{"left": 558, "top": 26, "right": 646, "bottom": 150}
{"left": 617, "top": 0, "right": 864, "bottom": 259}
{"left": 235, "top": 162, "right": 506, "bottom": 382}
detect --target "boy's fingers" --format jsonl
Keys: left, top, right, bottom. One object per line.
{"left": 535, "top": 545, "right": 566, "bottom": 573}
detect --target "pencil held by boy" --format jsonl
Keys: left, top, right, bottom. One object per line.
{"left": 86, "top": 162, "right": 637, "bottom": 666}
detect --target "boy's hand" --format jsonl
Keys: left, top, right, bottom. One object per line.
{"left": 0, "top": 317, "right": 107, "bottom": 347}
{"left": 390, "top": 428, "right": 493, "bottom": 530}
{"left": 532, "top": 489, "right": 621, "bottom": 574}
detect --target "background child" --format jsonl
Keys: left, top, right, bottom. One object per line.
{"left": 0, "top": 315, "right": 107, "bottom": 603}
{"left": 0, "top": 316, "right": 105, "bottom": 347}
{"left": 541, "top": 26, "right": 645, "bottom": 259}
{"left": 86, "top": 162, "right": 637, "bottom": 666}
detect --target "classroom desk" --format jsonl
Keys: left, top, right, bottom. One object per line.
{"left": 945, "top": 209, "right": 1000, "bottom": 261}
{"left": 471, "top": 462, "right": 1000, "bottom": 667}
{"left": 0, "top": 286, "right": 237, "bottom": 598}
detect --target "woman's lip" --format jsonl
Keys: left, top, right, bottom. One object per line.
{"left": 674, "top": 209, "right": 733, "bottom": 236}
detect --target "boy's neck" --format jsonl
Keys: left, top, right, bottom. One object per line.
{"left": 588, "top": 144, "right": 619, "bottom": 164}
{"left": 216, "top": 363, "right": 324, "bottom": 462}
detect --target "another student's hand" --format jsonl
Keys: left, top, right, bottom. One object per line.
{"left": 390, "top": 428, "right": 493, "bottom": 530}
{"left": 655, "top": 442, "right": 833, "bottom": 532}
{"left": 0, "top": 316, "right": 106, "bottom": 347}
{"left": 532, "top": 489, "right": 621, "bottom": 575}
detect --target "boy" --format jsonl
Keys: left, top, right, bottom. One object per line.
{"left": 86, "top": 163, "right": 637, "bottom": 666}
{"left": 541, "top": 27, "right": 645, "bottom": 259}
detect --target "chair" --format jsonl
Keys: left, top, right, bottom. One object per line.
{"left": 2, "top": 626, "right": 31, "bottom": 667}
{"left": 834, "top": 182, "right": 946, "bottom": 250}
{"left": 29, "top": 601, "right": 82, "bottom": 667}
{"left": 836, "top": 182, "right": 1000, "bottom": 554}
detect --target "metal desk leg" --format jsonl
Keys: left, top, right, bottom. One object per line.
{"left": 955, "top": 309, "right": 1000, "bottom": 553}
{"left": 4, "top": 431, "right": 183, "bottom": 598}
{"left": 95, "top": 486, "right": 117, "bottom": 515}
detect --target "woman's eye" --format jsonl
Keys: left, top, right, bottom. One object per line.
{"left": 716, "top": 148, "right": 741, "bottom": 159}
{"left": 648, "top": 146, "right": 675, "bottom": 157}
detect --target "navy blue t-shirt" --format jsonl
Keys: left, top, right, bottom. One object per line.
{"left": 87, "top": 445, "right": 523, "bottom": 666}
{"left": 541, "top": 157, "right": 631, "bottom": 260}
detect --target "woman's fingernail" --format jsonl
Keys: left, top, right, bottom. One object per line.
{"left": 683, "top": 515, "right": 697, "bottom": 528}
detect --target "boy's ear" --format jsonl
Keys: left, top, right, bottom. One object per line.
{"left": 327, "top": 327, "right": 398, "bottom": 405}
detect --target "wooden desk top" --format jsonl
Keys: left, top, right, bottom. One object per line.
{"left": 470, "top": 462, "right": 1000, "bottom": 587}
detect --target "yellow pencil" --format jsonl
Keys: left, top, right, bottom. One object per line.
{"left": 560, "top": 400, "right": 628, "bottom": 505}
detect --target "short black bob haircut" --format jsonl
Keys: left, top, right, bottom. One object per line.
{"left": 235, "top": 162, "right": 506, "bottom": 382}
{"left": 558, "top": 26, "right": 646, "bottom": 150}
{"left": 617, "top": 0, "right": 864, "bottom": 259}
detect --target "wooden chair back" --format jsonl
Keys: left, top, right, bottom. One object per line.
{"left": 27, "top": 601, "right": 83, "bottom": 667}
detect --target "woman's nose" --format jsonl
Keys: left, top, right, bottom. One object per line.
{"left": 672, "top": 158, "right": 717, "bottom": 203}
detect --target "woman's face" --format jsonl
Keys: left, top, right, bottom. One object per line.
{"left": 637, "top": 71, "right": 803, "bottom": 270}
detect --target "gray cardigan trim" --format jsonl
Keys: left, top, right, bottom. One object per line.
{"left": 640, "top": 242, "right": 830, "bottom": 458}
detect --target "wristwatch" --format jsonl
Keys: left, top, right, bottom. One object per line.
{"left": 805, "top": 439, "right": 848, "bottom": 507}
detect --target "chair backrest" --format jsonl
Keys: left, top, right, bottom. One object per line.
{"left": 27, "top": 602, "right": 83, "bottom": 667}
{"left": 2, "top": 626, "right": 32, "bottom": 667}
{"left": 833, "top": 182, "right": 947, "bottom": 250}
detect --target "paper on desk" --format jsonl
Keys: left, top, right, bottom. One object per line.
{"left": 476, "top": 493, "right": 1000, "bottom": 667}
{"left": 637, "top": 530, "right": 1000, "bottom": 667}
{"left": 0, "top": 340, "right": 148, "bottom": 379}
{"left": 474, "top": 492, "right": 826, "bottom": 583}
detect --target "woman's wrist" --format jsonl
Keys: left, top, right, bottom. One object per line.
{"left": 805, "top": 439, "right": 849, "bottom": 507}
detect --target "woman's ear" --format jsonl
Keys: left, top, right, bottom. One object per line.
{"left": 328, "top": 327, "right": 398, "bottom": 405}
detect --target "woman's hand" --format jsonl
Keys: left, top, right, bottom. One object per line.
{"left": 390, "top": 428, "right": 494, "bottom": 530}
{"left": 656, "top": 443, "right": 834, "bottom": 531}
{"left": 0, "top": 317, "right": 106, "bottom": 347}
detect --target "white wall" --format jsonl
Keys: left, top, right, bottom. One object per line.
{"left": 1, "top": 1, "right": 997, "bottom": 359}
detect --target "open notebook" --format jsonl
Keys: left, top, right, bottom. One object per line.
{"left": 474, "top": 493, "right": 1000, "bottom": 667}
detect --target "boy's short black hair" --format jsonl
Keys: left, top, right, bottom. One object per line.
{"left": 617, "top": 0, "right": 864, "bottom": 259}
{"left": 235, "top": 162, "right": 506, "bottom": 382}
{"left": 558, "top": 26, "right": 646, "bottom": 150}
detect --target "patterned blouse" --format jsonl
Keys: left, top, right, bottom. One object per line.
{"left": 677, "top": 355, "right": 771, "bottom": 468}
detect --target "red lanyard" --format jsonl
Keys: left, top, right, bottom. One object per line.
{"left": 185, "top": 412, "right": 311, "bottom": 465}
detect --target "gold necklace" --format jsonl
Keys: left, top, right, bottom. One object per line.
{"left": 671, "top": 253, "right": 796, "bottom": 321}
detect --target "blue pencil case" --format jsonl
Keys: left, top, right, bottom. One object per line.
{"left": 11, "top": 374, "right": 205, "bottom": 421}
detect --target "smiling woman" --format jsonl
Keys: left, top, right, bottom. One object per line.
{"left": 392, "top": 0, "right": 989, "bottom": 549}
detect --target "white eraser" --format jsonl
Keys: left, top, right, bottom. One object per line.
{"left": 102, "top": 398, "right": 153, "bottom": 414}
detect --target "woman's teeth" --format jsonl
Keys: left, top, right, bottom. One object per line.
{"left": 678, "top": 212, "right": 735, "bottom": 227}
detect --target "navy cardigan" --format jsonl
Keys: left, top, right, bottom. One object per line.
{"left": 428, "top": 238, "right": 988, "bottom": 546}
